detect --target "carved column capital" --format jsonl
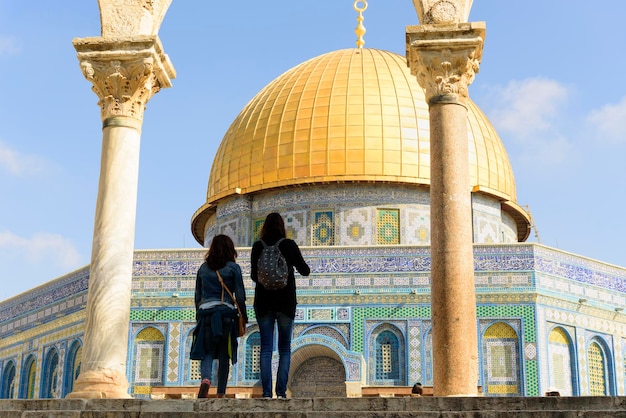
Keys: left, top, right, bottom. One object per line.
{"left": 406, "top": 22, "right": 485, "bottom": 105}
{"left": 73, "top": 36, "right": 176, "bottom": 125}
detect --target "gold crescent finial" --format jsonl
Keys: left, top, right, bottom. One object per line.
{"left": 354, "top": 0, "right": 368, "bottom": 49}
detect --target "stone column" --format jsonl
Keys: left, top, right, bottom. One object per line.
{"left": 66, "top": 37, "right": 174, "bottom": 398}
{"left": 406, "top": 22, "right": 485, "bottom": 396}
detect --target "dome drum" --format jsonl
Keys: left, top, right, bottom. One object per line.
{"left": 194, "top": 183, "right": 521, "bottom": 248}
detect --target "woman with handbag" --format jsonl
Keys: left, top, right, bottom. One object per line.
{"left": 191, "top": 234, "right": 248, "bottom": 398}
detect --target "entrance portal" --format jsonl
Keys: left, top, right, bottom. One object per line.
{"left": 290, "top": 356, "right": 346, "bottom": 398}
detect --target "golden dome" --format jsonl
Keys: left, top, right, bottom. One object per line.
{"left": 193, "top": 48, "right": 530, "bottom": 242}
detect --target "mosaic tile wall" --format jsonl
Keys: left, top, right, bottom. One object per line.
{"left": 204, "top": 184, "right": 518, "bottom": 247}
{"left": 0, "top": 267, "right": 89, "bottom": 339}
{"left": 2, "top": 243, "right": 626, "bottom": 398}
{"left": 472, "top": 194, "right": 518, "bottom": 244}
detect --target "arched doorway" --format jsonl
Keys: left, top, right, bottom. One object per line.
{"left": 289, "top": 344, "right": 347, "bottom": 398}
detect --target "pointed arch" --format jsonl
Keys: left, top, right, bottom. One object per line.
{"left": 244, "top": 331, "right": 261, "bottom": 381}
{"left": 301, "top": 325, "right": 349, "bottom": 349}
{"left": 481, "top": 321, "right": 521, "bottom": 396}
{"left": 63, "top": 339, "right": 82, "bottom": 397}
{"left": 183, "top": 329, "right": 201, "bottom": 384}
{"left": 40, "top": 347, "right": 60, "bottom": 398}
{"left": 369, "top": 324, "right": 405, "bottom": 385}
{"left": 133, "top": 326, "right": 165, "bottom": 388}
{"left": 547, "top": 326, "right": 576, "bottom": 396}
{"left": 1, "top": 360, "right": 17, "bottom": 399}
{"left": 587, "top": 337, "right": 614, "bottom": 396}
{"left": 424, "top": 326, "right": 433, "bottom": 386}
{"left": 19, "top": 355, "right": 37, "bottom": 399}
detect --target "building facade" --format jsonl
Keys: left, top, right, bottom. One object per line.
{"left": 1, "top": 242, "right": 626, "bottom": 398}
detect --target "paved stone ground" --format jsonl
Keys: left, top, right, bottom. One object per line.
{"left": 0, "top": 396, "right": 625, "bottom": 417}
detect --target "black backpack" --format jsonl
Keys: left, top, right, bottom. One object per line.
{"left": 257, "top": 238, "right": 289, "bottom": 290}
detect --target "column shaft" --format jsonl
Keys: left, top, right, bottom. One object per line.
{"left": 429, "top": 98, "right": 478, "bottom": 396}
{"left": 68, "top": 121, "right": 140, "bottom": 398}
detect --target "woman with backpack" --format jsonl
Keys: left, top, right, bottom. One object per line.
{"left": 251, "top": 212, "right": 310, "bottom": 398}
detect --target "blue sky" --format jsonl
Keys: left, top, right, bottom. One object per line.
{"left": 0, "top": 1, "right": 625, "bottom": 301}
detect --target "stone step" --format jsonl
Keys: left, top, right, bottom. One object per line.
{"left": 0, "top": 397, "right": 625, "bottom": 417}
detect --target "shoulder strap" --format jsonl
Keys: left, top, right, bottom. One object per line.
{"left": 261, "top": 238, "right": 285, "bottom": 248}
{"left": 216, "top": 270, "right": 242, "bottom": 317}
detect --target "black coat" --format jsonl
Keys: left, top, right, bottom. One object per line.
{"left": 250, "top": 235, "right": 310, "bottom": 319}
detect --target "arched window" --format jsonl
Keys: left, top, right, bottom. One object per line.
{"left": 41, "top": 348, "right": 59, "bottom": 398}
{"left": 548, "top": 327, "right": 576, "bottom": 395}
{"left": 1, "top": 361, "right": 16, "bottom": 399}
{"left": 244, "top": 331, "right": 261, "bottom": 380}
{"left": 133, "top": 327, "right": 165, "bottom": 386}
{"left": 19, "top": 355, "right": 36, "bottom": 399}
{"left": 482, "top": 322, "right": 521, "bottom": 396}
{"left": 63, "top": 340, "right": 82, "bottom": 397}
{"left": 184, "top": 332, "right": 201, "bottom": 383}
{"left": 424, "top": 329, "right": 433, "bottom": 386}
{"left": 588, "top": 341, "right": 608, "bottom": 396}
{"left": 371, "top": 327, "right": 403, "bottom": 384}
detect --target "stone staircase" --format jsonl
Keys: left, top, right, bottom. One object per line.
{"left": 1, "top": 396, "right": 626, "bottom": 417}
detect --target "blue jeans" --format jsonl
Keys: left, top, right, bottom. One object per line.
{"left": 201, "top": 316, "right": 233, "bottom": 395}
{"left": 257, "top": 311, "right": 293, "bottom": 398}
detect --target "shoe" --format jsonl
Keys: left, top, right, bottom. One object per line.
{"left": 198, "top": 379, "right": 211, "bottom": 398}
{"left": 276, "top": 394, "right": 287, "bottom": 399}
{"left": 216, "top": 393, "right": 225, "bottom": 398}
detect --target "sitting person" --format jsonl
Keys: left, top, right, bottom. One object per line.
{"left": 411, "top": 382, "right": 423, "bottom": 396}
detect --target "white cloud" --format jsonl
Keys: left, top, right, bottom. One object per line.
{"left": 481, "top": 78, "right": 573, "bottom": 166}
{"left": 0, "top": 140, "right": 50, "bottom": 176}
{"left": 0, "top": 37, "right": 19, "bottom": 55}
{"left": 0, "top": 230, "right": 82, "bottom": 270}
{"left": 587, "top": 96, "right": 626, "bottom": 143}
{"left": 488, "top": 78, "right": 569, "bottom": 137}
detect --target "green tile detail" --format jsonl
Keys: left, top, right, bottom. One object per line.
{"left": 524, "top": 360, "right": 539, "bottom": 396}
{"left": 131, "top": 309, "right": 195, "bottom": 322}
{"left": 131, "top": 308, "right": 254, "bottom": 322}
{"left": 352, "top": 306, "right": 431, "bottom": 352}
{"left": 477, "top": 305, "right": 536, "bottom": 342}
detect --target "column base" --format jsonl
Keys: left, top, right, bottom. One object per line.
{"left": 345, "top": 381, "right": 362, "bottom": 398}
{"left": 66, "top": 369, "right": 132, "bottom": 399}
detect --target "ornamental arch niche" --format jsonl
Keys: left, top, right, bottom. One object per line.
{"left": 63, "top": 340, "right": 82, "bottom": 397}
{"left": 19, "top": 355, "right": 37, "bottom": 399}
{"left": 133, "top": 326, "right": 166, "bottom": 393}
{"left": 547, "top": 326, "right": 576, "bottom": 396}
{"left": 368, "top": 324, "right": 406, "bottom": 385}
{"left": 1, "top": 360, "right": 16, "bottom": 399}
{"left": 481, "top": 322, "right": 522, "bottom": 396}
{"left": 41, "top": 347, "right": 60, "bottom": 399}
{"left": 587, "top": 337, "right": 615, "bottom": 396}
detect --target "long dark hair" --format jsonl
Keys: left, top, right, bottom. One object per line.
{"left": 205, "top": 234, "right": 237, "bottom": 270}
{"left": 260, "top": 212, "right": 286, "bottom": 241}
